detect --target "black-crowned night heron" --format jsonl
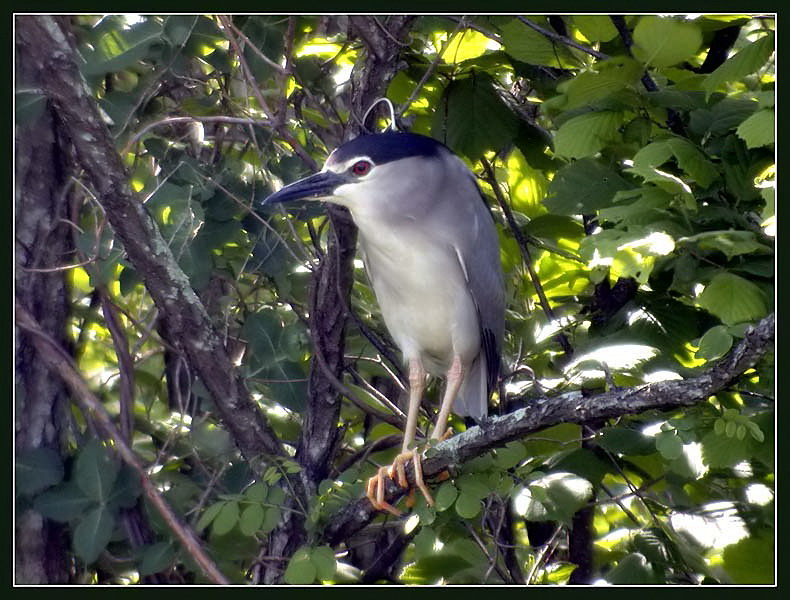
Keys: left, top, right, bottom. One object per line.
{"left": 262, "top": 131, "right": 504, "bottom": 515}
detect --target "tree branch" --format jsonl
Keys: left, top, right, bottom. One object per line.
{"left": 322, "top": 313, "right": 774, "bottom": 545}
{"left": 15, "top": 303, "right": 230, "bottom": 585}
{"left": 24, "top": 15, "right": 286, "bottom": 465}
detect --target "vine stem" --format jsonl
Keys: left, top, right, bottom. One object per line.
{"left": 15, "top": 302, "right": 230, "bottom": 586}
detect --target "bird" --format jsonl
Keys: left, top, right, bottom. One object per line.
{"left": 262, "top": 130, "right": 504, "bottom": 515}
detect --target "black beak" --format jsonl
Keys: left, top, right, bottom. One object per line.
{"left": 262, "top": 170, "right": 347, "bottom": 205}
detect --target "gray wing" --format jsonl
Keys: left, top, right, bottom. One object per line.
{"left": 450, "top": 177, "right": 505, "bottom": 417}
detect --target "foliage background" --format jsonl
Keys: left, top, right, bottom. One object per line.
{"left": 14, "top": 14, "right": 774, "bottom": 585}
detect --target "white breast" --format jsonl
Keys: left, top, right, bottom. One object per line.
{"left": 357, "top": 225, "right": 481, "bottom": 375}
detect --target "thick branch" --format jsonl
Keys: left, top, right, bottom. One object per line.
{"left": 22, "top": 16, "right": 284, "bottom": 463}
{"left": 261, "top": 15, "right": 415, "bottom": 584}
{"left": 323, "top": 313, "right": 774, "bottom": 545}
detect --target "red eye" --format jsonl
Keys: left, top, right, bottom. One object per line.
{"left": 351, "top": 160, "right": 372, "bottom": 176}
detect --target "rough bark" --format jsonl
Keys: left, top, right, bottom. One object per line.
{"left": 14, "top": 15, "right": 74, "bottom": 584}
{"left": 19, "top": 15, "right": 285, "bottom": 466}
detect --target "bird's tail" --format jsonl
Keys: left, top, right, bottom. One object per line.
{"left": 452, "top": 354, "right": 488, "bottom": 421}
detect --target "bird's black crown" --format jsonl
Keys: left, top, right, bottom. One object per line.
{"left": 330, "top": 131, "right": 446, "bottom": 166}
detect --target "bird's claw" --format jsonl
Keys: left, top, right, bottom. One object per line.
{"left": 365, "top": 449, "right": 435, "bottom": 515}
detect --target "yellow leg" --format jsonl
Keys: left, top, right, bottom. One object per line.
{"left": 366, "top": 359, "right": 426, "bottom": 514}
{"left": 365, "top": 356, "right": 465, "bottom": 514}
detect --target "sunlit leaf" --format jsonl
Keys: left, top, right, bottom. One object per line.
{"left": 632, "top": 16, "right": 702, "bottom": 67}
{"left": 736, "top": 109, "right": 775, "bottom": 148}
{"left": 545, "top": 159, "right": 632, "bottom": 214}
{"left": 695, "top": 325, "right": 733, "bottom": 360}
{"left": 573, "top": 15, "right": 619, "bottom": 42}
{"left": 697, "top": 272, "right": 767, "bottom": 325}
{"left": 722, "top": 535, "right": 775, "bottom": 584}
{"left": 501, "top": 19, "right": 576, "bottom": 67}
{"left": 553, "top": 111, "right": 623, "bottom": 159}
{"left": 703, "top": 32, "right": 775, "bottom": 98}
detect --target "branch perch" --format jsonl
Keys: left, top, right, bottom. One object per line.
{"left": 323, "top": 313, "right": 774, "bottom": 545}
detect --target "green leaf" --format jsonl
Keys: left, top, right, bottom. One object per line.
{"left": 260, "top": 506, "right": 282, "bottom": 533}
{"left": 524, "top": 214, "right": 585, "bottom": 241}
{"left": 696, "top": 325, "right": 734, "bottom": 360}
{"left": 515, "top": 472, "right": 593, "bottom": 523}
{"left": 16, "top": 447, "right": 64, "bottom": 496}
{"left": 164, "top": 15, "right": 199, "bottom": 46}
{"left": 73, "top": 505, "right": 115, "bottom": 564}
{"left": 681, "top": 230, "right": 772, "bottom": 260}
{"left": 562, "top": 58, "right": 643, "bottom": 110}
{"left": 106, "top": 465, "right": 142, "bottom": 510}
{"left": 284, "top": 547, "right": 317, "bottom": 585}
{"left": 413, "top": 527, "right": 437, "bottom": 561}
{"left": 196, "top": 501, "right": 224, "bottom": 532}
{"left": 633, "top": 137, "right": 718, "bottom": 188}
{"left": 74, "top": 440, "right": 119, "bottom": 503}
{"left": 434, "top": 482, "right": 458, "bottom": 512}
{"left": 212, "top": 500, "right": 240, "bottom": 536}
{"left": 456, "top": 473, "right": 491, "bottom": 500}
{"left": 632, "top": 16, "right": 702, "bottom": 67}
{"left": 700, "top": 430, "right": 751, "bottom": 468}
{"left": 655, "top": 431, "right": 684, "bottom": 460}
{"left": 311, "top": 545, "right": 337, "bottom": 581}
{"left": 242, "top": 310, "right": 307, "bottom": 411}
{"left": 606, "top": 552, "right": 659, "bottom": 584}
{"left": 697, "top": 272, "right": 767, "bottom": 326}
{"left": 433, "top": 71, "right": 519, "bottom": 160}
{"left": 454, "top": 491, "right": 482, "bottom": 519}
{"left": 244, "top": 482, "right": 269, "bottom": 502}
{"left": 597, "top": 427, "right": 655, "bottom": 455}
{"left": 736, "top": 109, "right": 775, "bottom": 148}
{"left": 191, "top": 422, "right": 234, "bottom": 459}
{"left": 703, "top": 33, "right": 775, "bottom": 99}
{"left": 138, "top": 542, "right": 176, "bottom": 577}
{"left": 722, "top": 535, "right": 775, "bottom": 584}
{"left": 33, "top": 482, "right": 94, "bottom": 522}
{"left": 501, "top": 19, "right": 575, "bottom": 67}
{"left": 81, "top": 18, "right": 165, "bottom": 76}
{"left": 545, "top": 159, "right": 632, "bottom": 215}
{"left": 573, "top": 15, "right": 619, "bottom": 42}
{"left": 493, "top": 442, "right": 527, "bottom": 469}
{"left": 552, "top": 448, "right": 610, "bottom": 485}
{"left": 239, "top": 503, "right": 265, "bottom": 536}
{"left": 553, "top": 111, "right": 623, "bottom": 159}
{"left": 666, "top": 138, "right": 718, "bottom": 188}
{"left": 598, "top": 187, "right": 673, "bottom": 224}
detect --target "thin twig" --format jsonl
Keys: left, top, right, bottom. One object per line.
{"left": 525, "top": 523, "right": 563, "bottom": 584}
{"left": 397, "top": 17, "right": 466, "bottom": 119}
{"left": 223, "top": 18, "right": 290, "bottom": 75}
{"left": 122, "top": 115, "right": 272, "bottom": 156}
{"left": 218, "top": 15, "right": 318, "bottom": 170}
{"left": 481, "top": 157, "right": 573, "bottom": 357}
{"left": 15, "top": 302, "right": 230, "bottom": 585}
{"left": 516, "top": 16, "right": 606, "bottom": 60}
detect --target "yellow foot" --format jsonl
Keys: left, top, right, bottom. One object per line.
{"left": 365, "top": 465, "right": 403, "bottom": 516}
{"left": 365, "top": 450, "right": 435, "bottom": 515}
